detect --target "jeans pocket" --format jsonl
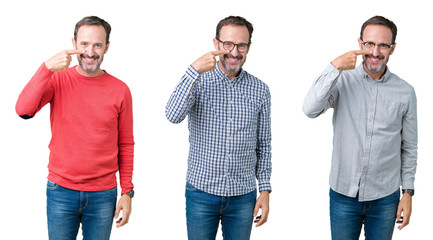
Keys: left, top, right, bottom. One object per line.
{"left": 185, "top": 182, "right": 199, "bottom": 192}
{"left": 47, "top": 180, "right": 58, "bottom": 190}
{"left": 105, "top": 186, "right": 117, "bottom": 193}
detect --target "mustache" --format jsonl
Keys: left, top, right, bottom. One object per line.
{"left": 224, "top": 54, "right": 243, "bottom": 60}
{"left": 80, "top": 54, "right": 100, "bottom": 59}
{"left": 366, "top": 54, "right": 385, "bottom": 60}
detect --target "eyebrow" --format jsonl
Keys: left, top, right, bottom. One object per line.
{"left": 363, "top": 40, "right": 392, "bottom": 45}
{"left": 79, "top": 41, "right": 104, "bottom": 45}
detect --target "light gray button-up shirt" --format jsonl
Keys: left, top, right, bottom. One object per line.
{"left": 303, "top": 63, "right": 417, "bottom": 201}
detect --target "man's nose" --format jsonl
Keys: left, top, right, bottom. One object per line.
{"left": 229, "top": 45, "right": 240, "bottom": 56}
{"left": 83, "top": 45, "right": 95, "bottom": 56}
{"left": 372, "top": 45, "right": 381, "bottom": 56}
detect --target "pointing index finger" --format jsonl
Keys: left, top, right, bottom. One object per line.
{"left": 211, "top": 49, "right": 228, "bottom": 56}
{"left": 65, "top": 49, "right": 84, "bottom": 55}
{"left": 354, "top": 49, "right": 371, "bottom": 55}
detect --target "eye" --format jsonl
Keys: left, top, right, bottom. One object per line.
{"left": 238, "top": 43, "right": 248, "bottom": 49}
{"left": 378, "top": 43, "right": 390, "bottom": 49}
{"left": 224, "top": 42, "right": 234, "bottom": 48}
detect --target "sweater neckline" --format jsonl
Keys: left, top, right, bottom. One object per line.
{"left": 70, "top": 65, "right": 108, "bottom": 80}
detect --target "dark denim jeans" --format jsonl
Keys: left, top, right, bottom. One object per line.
{"left": 330, "top": 188, "right": 400, "bottom": 240}
{"left": 46, "top": 180, "right": 117, "bottom": 240}
{"left": 185, "top": 182, "right": 257, "bottom": 240}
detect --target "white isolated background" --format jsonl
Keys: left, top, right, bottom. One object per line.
{"left": 1, "top": 0, "right": 431, "bottom": 239}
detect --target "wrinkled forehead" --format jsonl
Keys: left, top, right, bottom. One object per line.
{"left": 362, "top": 25, "right": 393, "bottom": 43}
{"left": 219, "top": 25, "right": 250, "bottom": 43}
{"left": 76, "top": 25, "right": 107, "bottom": 43}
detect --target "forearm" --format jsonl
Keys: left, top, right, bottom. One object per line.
{"left": 256, "top": 145, "right": 272, "bottom": 192}
{"left": 401, "top": 147, "right": 417, "bottom": 189}
{"left": 16, "top": 63, "right": 54, "bottom": 118}
{"left": 118, "top": 139, "right": 134, "bottom": 194}
{"left": 302, "top": 63, "right": 340, "bottom": 118}
{"left": 165, "top": 65, "right": 199, "bottom": 123}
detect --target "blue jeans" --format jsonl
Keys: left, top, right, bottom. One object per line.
{"left": 185, "top": 182, "right": 257, "bottom": 240}
{"left": 330, "top": 188, "right": 400, "bottom": 240}
{"left": 46, "top": 180, "right": 117, "bottom": 240}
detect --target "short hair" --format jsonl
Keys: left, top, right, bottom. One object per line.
{"left": 360, "top": 16, "right": 397, "bottom": 44}
{"left": 74, "top": 16, "right": 111, "bottom": 44}
{"left": 216, "top": 16, "right": 254, "bottom": 43}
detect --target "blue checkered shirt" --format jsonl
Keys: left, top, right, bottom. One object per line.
{"left": 166, "top": 63, "right": 272, "bottom": 196}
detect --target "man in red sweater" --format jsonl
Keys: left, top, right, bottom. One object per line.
{"left": 16, "top": 16, "right": 134, "bottom": 240}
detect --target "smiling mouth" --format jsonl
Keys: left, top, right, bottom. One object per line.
{"left": 224, "top": 54, "right": 242, "bottom": 63}
{"left": 80, "top": 54, "right": 100, "bottom": 61}
{"left": 366, "top": 54, "right": 384, "bottom": 62}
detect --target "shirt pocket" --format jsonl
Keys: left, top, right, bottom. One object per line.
{"left": 237, "top": 96, "right": 259, "bottom": 132}
{"left": 376, "top": 100, "right": 403, "bottom": 129}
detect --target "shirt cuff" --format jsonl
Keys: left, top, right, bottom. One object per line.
{"left": 258, "top": 182, "right": 272, "bottom": 193}
{"left": 325, "top": 63, "right": 341, "bottom": 76}
{"left": 187, "top": 65, "right": 200, "bottom": 80}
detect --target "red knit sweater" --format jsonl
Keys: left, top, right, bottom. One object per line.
{"left": 16, "top": 64, "right": 134, "bottom": 194}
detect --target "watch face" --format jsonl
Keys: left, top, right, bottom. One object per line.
{"left": 403, "top": 189, "right": 414, "bottom": 196}
{"left": 128, "top": 190, "right": 134, "bottom": 198}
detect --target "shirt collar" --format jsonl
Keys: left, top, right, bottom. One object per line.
{"left": 356, "top": 63, "right": 391, "bottom": 83}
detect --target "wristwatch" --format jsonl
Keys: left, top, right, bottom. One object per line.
{"left": 123, "top": 190, "right": 135, "bottom": 198}
{"left": 402, "top": 189, "right": 414, "bottom": 196}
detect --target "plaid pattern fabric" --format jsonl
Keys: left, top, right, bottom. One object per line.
{"left": 166, "top": 63, "right": 271, "bottom": 196}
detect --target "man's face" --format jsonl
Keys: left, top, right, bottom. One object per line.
{"left": 213, "top": 25, "right": 250, "bottom": 76}
{"left": 358, "top": 25, "right": 395, "bottom": 77}
{"left": 72, "top": 25, "right": 109, "bottom": 76}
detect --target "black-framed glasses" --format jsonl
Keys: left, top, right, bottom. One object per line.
{"left": 361, "top": 41, "right": 394, "bottom": 51}
{"left": 216, "top": 38, "right": 250, "bottom": 53}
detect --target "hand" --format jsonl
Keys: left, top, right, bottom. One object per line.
{"left": 253, "top": 191, "right": 270, "bottom": 227}
{"left": 331, "top": 49, "right": 371, "bottom": 70}
{"left": 114, "top": 194, "right": 132, "bottom": 228}
{"left": 191, "top": 50, "right": 227, "bottom": 73}
{"left": 44, "top": 49, "right": 83, "bottom": 71}
{"left": 396, "top": 193, "right": 412, "bottom": 230}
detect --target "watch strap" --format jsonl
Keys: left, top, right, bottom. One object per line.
{"left": 402, "top": 189, "right": 414, "bottom": 196}
{"left": 123, "top": 190, "right": 134, "bottom": 198}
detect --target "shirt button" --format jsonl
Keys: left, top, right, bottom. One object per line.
{"left": 364, "top": 153, "right": 369, "bottom": 157}
{"left": 362, "top": 171, "right": 366, "bottom": 175}
{"left": 229, "top": 118, "right": 233, "bottom": 122}
{"left": 367, "top": 135, "right": 371, "bottom": 139}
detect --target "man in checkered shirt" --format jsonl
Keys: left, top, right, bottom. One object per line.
{"left": 166, "top": 16, "right": 272, "bottom": 240}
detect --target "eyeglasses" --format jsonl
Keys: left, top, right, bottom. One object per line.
{"left": 216, "top": 38, "right": 250, "bottom": 53}
{"left": 361, "top": 41, "right": 394, "bottom": 51}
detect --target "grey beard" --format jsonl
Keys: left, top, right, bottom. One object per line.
{"left": 221, "top": 59, "right": 242, "bottom": 74}
{"left": 364, "top": 60, "right": 385, "bottom": 74}
{"left": 79, "top": 60, "right": 101, "bottom": 74}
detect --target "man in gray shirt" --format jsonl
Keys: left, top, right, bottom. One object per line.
{"left": 303, "top": 16, "right": 417, "bottom": 240}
